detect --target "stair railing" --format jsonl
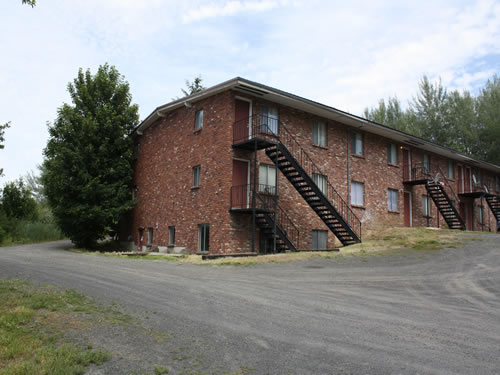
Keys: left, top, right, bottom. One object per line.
{"left": 411, "top": 162, "right": 461, "bottom": 205}
{"left": 254, "top": 188, "right": 300, "bottom": 250}
{"left": 276, "top": 119, "right": 362, "bottom": 241}
{"left": 233, "top": 115, "right": 279, "bottom": 145}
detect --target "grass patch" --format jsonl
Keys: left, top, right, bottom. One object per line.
{"left": 1, "top": 220, "right": 65, "bottom": 247}
{"left": 71, "top": 227, "right": 491, "bottom": 265}
{"left": 0, "top": 279, "right": 112, "bottom": 374}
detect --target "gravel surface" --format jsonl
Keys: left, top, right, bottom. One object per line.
{"left": 1, "top": 235, "right": 500, "bottom": 374}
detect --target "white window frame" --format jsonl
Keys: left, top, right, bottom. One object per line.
{"left": 447, "top": 161, "right": 455, "bottom": 179}
{"left": 312, "top": 120, "right": 327, "bottom": 147}
{"left": 312, "top": 173, "right": 328, "bottom": 195}
{"left": 387, "top": 144, "right": 398, "bottom": 165}
{"left": 312, "top": 230, "right": 328, "bottom": 250}
{"left": 478, "top": 206, "right": 484, "bottom": 225}
{"left": 422, "top": 195, "right": 431, "bottom": 217}
{"left": 388, "top": 189, "right": 398, "bottom": 211}
{"left": 194, "top": 110, "right": 204, "bottom": 130}
{"left": 351, "top": 181, "right": 364, "bottom": 206}
{"left": 198, "top": 224, "right": 210, "bottom": 252}
{"left": 351, "top": 132, "right": 363, "bottom": 156}
{"left": 258, "top": 164, "right": 276, "bottom": 194}
{"left": 260, "top": 105, "right": 278, "bottom": 134}
{"left": 147, "top": 227, "right": 153, "bottom": 245}
{"left": 193, "top": 165, "right": 201, "bottom": 187}
{"left": 422, "top": 153, "right": 430, "bottom": 173}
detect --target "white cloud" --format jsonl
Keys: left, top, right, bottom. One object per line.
{"left": 0, "top": 0, "right": 499, "bottom": 184}
{"left": 182, "top": 0, "right": 290, "bottom": 23}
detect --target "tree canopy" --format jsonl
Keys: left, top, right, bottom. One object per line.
{"left": 21, "top": 0, "right": 36, "bottom": 7}
{"left": 0, "top": 122, "right": 10, "bottom": 176}
{"left": 364, "top": 75, "right": 500, "bottom": 165}
{"left": 181, "top": 76, "right": 206, "bottom": 97}
{"left": 1, "top": 179, "right": 38, "bottom": 221}
{"left": 42, "top": 64, "right": 139, "bottom": 248}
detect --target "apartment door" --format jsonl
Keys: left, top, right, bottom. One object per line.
{"left": 402, "top": 148, "right": 411, "bottom": 181}
{"left": 457, "top": 165, "right": 464, "bottom": 193}
{"left": 403, "top": 192, "right": 412, "bottom": 227}
{"left": 465, "top": 167, "right": 472, "bottom": 193}
{"left": 235, "top": 99, "right": 251, "bottom": 141}
{"left": 232, "top": 159, "right": 249, "bottom": 208}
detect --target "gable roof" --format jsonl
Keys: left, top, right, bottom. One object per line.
{"left": 134, "top": 77, "right": 500, "bottom": 174}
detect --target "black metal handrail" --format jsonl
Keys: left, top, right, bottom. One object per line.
{"left": 233, "top": 115, "right": 279, "bottom": 145}
{"left": 408, "top": 162, "right": 461, "bottom": 204}
{"left": 230, "top": 183, "right": 300, "bottom": 250}
{"left": 276, "top": 120, "right": 362, "bottom": 241}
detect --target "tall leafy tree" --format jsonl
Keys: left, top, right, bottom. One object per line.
{"left": 363, "top": 97, "right": 414, "bottom": 133}
{"left": 42, "top": 64, "right": 139, "bottom": 248}
{"left": 476, "top": 75, "right": 500, "bottom": 165}
{"left": 0, "top": 179, "right": 38, "bottom": 221}
{"left": 21, "top": 0, "right": 36, "bottom": 7}
{"left": 181, "top": 76, "right": 205, "bottom": 96}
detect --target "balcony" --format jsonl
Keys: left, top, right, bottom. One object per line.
{"left": 230, "top": 184, "right": 277, "bottom": 212}
{"left": 403, "top": 162, "right": 434, "bottom": 185}
{"left": 232, "top": 115, "right": 279, "bottom": 150}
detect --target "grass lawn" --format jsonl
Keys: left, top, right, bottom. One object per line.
{"left": 0, "top": 279, "right": 114, "bottom": 375}
{"left": 72, "top": 227, "right": 489, "bottom": 266}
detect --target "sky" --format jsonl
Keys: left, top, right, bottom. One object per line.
{"left": 1, "top": 0, "right": 499, "bottom": 185}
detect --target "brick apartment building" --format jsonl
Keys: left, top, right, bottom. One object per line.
{"left": 125, "top": 77, "right": 500, "bottom": 254}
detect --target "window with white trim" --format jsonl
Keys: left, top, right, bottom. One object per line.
{"left": 194, "top": 110, "right": 204, "bottom": 130}
{"left": 259, "top": 164, "right": 276, "bottom": 194}
{"left": 422, "top": 153, "right": 430, "bottom": 173}
{"left": 260, "top": 105, "right": 278, "bottom": 134}
{"left": 147, "top": 227, "right": 153, "bottom": 245}
{"left": 422, "top": 195, "right": 431, "bottom": 217}
{"left": 312, "top": 173, "right": 328, "bottom": 195}
{"left": 312, "top": 230, "right": 327, "bottom": 250}
{"left": 387, "top": 144, "right": 398, "bottom": 165}
{"left": 193, "top": 165, "right": 201, "bottom": 187}
{"left": 478, "top": 206, "right": 484, "bottom": 225}
{"left": 447, "top": 161, "right": 455, "bottom": 179}
{"left": 198, "top": 224, "right": 209, "bottom": 252}
{"left": 351, "top": 132, "right": 363, "bottom": 156}
{"left": 351, "top": 181, "right": 364, "bottom": 206}
{"left": 388, "top": 189, "right": 398, "bottom": 211}
{"left": 312, "top": 121, "right": 327, "bottom": 147}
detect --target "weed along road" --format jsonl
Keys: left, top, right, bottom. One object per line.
{"left": 1, "top": 235, "right": 500, "bottom": 374}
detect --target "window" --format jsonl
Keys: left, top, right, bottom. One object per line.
{"left": 194, "top": 110, "right": 204, "bottom": 130}
{"left": 496, "top": 176, "right": 500, "bottom": 191}
{"left": 132, "top": 185, "right": 137, "bottom": 200}
{"left": 422, "top": 153, "right": 430, "bottom": 173}
{"left": 193, "top": 165, "right": 201, "bottom": 187}
{"left": 259, "top": 164, "right": 276, "bottom": 194}
{"left": 198, "top": 224, "right": 209, "bottom": 252}
{"left": 351, "top": 132, "right": 363, "bottom": 156}
{"left": 312, "top": 230, "right": 328, "bottom": 250}
{"left": 312, "top": 121, "right": 327, "bottom": 147}
{"left": 387, "top": 144, "right": 398, "bottom": 165}
{"left": 147, "top": 228, "right": 153, "bottom": 245}
{"left": 351, "top": 181, "right": 364, "bottom": 206}
{"left": 133, "top": 142, "right": 140, "bottom": 160}
{"left": 260, "top": 105, "right": 278, "bottom": 134}
{"left": 168, "top": 226, "right": 175, "bottom": 246}
{"left": 312, "top": 173, "right": 328, "bottom": 195}
{"left": 422, "top": 195, "right": 431, "bottom": 217}
{"left": 387, "top": 189, "right": 398, "bottom": 211}
{"left": 447, "top": 161, "right": 455, "bottom": 179}
{"left": 478, "top": 206, "right": 484, "bottom": 225}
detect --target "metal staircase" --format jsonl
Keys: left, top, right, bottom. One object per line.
{"left": 404, "top": 163, "right": 465, "bottom": 230}
{"left": 255, "top": 207, "right": 299, "bottom": 252}
{"left": 264, "top": 122, "right": 361, "bottom": 246}
{"left": 426, "top": 181, "right": 466, "bottom": 230}
{"left": 485, "top": 195, "right": 500, "bottom": 223}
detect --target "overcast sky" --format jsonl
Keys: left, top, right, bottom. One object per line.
{"left": 1, "top": 0, "right": 499, "bottom": 185}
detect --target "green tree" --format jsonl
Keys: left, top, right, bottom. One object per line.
{"left": 1, "top": 179, "right": 38, "bottom": 221}
{"left": 0, "top": 122, "right": 10, "bottom": 176}
{"left": 476, "top": 75, "right": 500, "bottom": 165}
{"left": 22, "top": 0, "right": 36, "bottom": 7}
{"left": 181, "top": 75, "right": 206, "bottom": 97}
{"left": 42, "top": 64, "right": 139, "bottom": 248}
{"left": 363, "top": 97, "right": 414, "bottom": 133}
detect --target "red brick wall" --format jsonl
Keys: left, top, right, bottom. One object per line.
{"left": 127, "top": 89, "right": 499, "bottom": 254}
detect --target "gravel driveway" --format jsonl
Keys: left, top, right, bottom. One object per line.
{"left": 1, "top": 235, "right": 500, "bottom": 374}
